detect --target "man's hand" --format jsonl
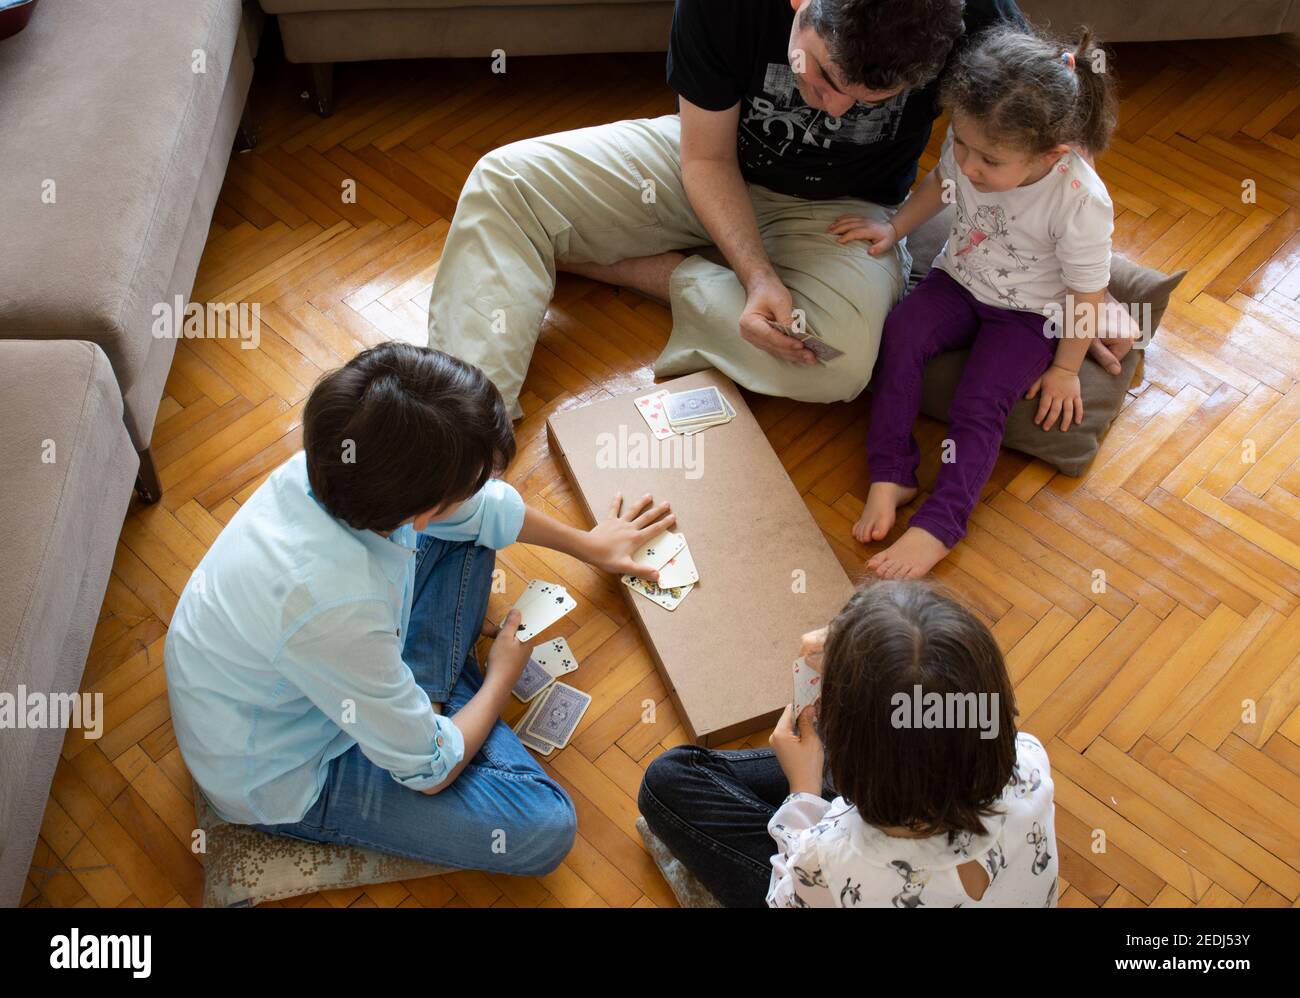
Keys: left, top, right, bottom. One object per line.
{"left": 770, "top": 702, "right": 825, "bottom": 797}
{"left": 484, "top": 609, "right": 532, "bottom": 684}
{"left": 739, "top": 276, "right": 816, "bottom": 365}
{"left": 582, "top": 493, "right": 676, "bottom": 582}
{"left": 828, "top": 215, "right": 898, "bottom": 255}
{"left": 1027, "top": 364, "right": 1084, "bottom": 432}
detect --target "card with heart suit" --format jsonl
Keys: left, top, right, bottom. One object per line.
{"left": 502, "top": 579, "right": 577, "bottom": 642}
{"left": 622, "top": 574, "right": 693, "bottom": 610}
{"left": 792, "top": 655, "right": 822, "bottom": 734}
{"left": 656, "top": 543, "right": 699, "bottom": 588}
{"left": 523, "top": 682, "right": 592, "bottom": 749}
{"left": 634, "top": 388, "right": 674, "bottom": 441}
{"left": 631, "top": 529, "right": 687, "bottom": 572}
{"left": 513, "top": 696, "right": 554, "bottom": 755}
{"left": 532, "top": 636, "right": 578, "bottom": 678}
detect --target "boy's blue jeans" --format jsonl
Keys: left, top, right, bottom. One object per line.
{"left": 252, "top": 535, "right": 577, "bottom": 877}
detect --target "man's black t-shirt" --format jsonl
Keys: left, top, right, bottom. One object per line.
{"left": 666, "top": 0, "right": 1025, "bottom": 205}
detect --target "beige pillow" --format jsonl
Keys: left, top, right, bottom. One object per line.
{"left": 905, "top": 209, "right": 1185, "bottom": 476}
{"left": 194, "top": 783, "right": 453, "bottom": 907}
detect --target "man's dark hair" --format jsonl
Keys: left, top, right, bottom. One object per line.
{"left": 804, "top": 0, "right": 966, "bottom": 92}
{"left": 303, "top": 341, "right": 515, "bottom": 533}
{"left": 816, "top": 580, "right": 1019, "bottom": 840}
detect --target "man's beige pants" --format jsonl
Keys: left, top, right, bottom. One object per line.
{"left": 427, "top": 114, "right": 910, "bottom": 418}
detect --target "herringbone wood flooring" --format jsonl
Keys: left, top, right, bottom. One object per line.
{"left": 22, "top": 38, "right": 1300, "bottom": 908}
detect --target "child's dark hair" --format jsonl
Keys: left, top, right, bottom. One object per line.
{"left": 303, "top": 341, "right": 515, "bottom": 533}
{"left": 803, "top": 0, "right": 965, "bottom": 92}
{"left": 940, "top": 24, "right": 1118, "bottom": 156}
{"left": 817, "top": 581, "right": 1018, "bottom": 839}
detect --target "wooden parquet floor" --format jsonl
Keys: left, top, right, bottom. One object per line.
{"left": 22, "top": 37, "right": 1300, "bottom": 909}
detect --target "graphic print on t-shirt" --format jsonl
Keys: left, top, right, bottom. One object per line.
{"left": 946, "top": 180, "right": 1039, "bottom": 311}
{"left": 739, "top": 62, "right": 908, "bottom": 184}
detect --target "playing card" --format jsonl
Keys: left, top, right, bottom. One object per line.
{"left": 502, "top": 579, "right": 576, "bottom": 641}
{"left": 656, "top": 542, "right": 699, "bottom": 588}
{"left": 800, "top": 334, "right": 844, "bottom": 363}
{"left": 764, "top": 319, "right": 844, "bottom": 363}
{"left": 631, "top": 529, "right": 687, "bottom": 572}
{"left": 679, "top": 397, "right": 735, "bottom": 435}
{"left": 512, "top": 656, "right": 555, "bottom": 703}
{"left": 524, "top": 682, "right": 592, "bottom": 749}
{"left": 532, "top": 636, "right": 579, "bottom": 678}
{"left": 665, "top": 386, "right": 725, "bottom": 423}
{"left": 792, "top": 655, "right": 823, "bottom": 735}
{"left": 622, "top": 574, "right": 693, "bottom": 610}
{"left": 633, "top": 388, "right": 674, "bottom": 441}
{"left": 513, "top": 697, "right": 554, "bottom": 755}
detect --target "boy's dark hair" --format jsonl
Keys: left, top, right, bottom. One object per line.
{"left": 941, "top": 24, "right": 1119, "bottom": 155}
{"left": 817, "top": 581, "right": 1019, "bottom": 839}
{"left": 303, "top": 342, "right": 515, "bottom": 533}
{"left": 803, "top": 0, "right": 966, "bottom": 92}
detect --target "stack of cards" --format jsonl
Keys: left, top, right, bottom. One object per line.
{"left": 621, "top": 528, "right": 699, "bottom": 611}
{"left": 511, "top": 636, "right": 579, "bottom": 704}
{"left": 500, "top": 579, "right": 577, "bottom": 641}
{"left": 634, "top": 386, "right": 735, "bottom": 438}
{"left": 765, "top": 318, "right": 845, "bottom": 363}
{"left": 513, "top": 682, "right": 592, "bottom": 756}
{"left": 664, "top": 386, "right": 735, "bottom": 434}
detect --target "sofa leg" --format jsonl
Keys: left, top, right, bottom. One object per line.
{"left": 305, "top": 62, "right": 334, "bottom": 118}
{"left": 135, "top": 447, "right": 162, "bottom": 505}
{"left": 235, "top": 100, "right": 257, "bottom": 151}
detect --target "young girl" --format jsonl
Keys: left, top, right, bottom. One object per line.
{"left": 767, "top": 581, "right": 1058, "bottom": 907}
{"left": 834, "top": 25, "right": 1118, "bottom": 578}
{"left": 638, "top": 580, "right": 1058, "bottom": 908}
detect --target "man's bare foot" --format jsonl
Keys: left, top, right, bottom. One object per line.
{"left": 852, "top": 482, "right": 918, "bottom": 543}
{"left": 866, "top": 526, "right": 950, "bottom": 579}
{"left": 558, "top": 251, "right": 687, "bottom": 305}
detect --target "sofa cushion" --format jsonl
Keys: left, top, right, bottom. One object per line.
{"left": 0, "top": 0, "right": 245, "bottom": 398}
{"left": 0, "top": 339, "right": 137, "bottom": 906}
{"left": 906, "top": 207, "right": 1186, "bottom": 477}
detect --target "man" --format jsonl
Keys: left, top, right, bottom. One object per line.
{"left": 165, "top": 342, "right": 675, "bottom": 875}
{"left": 428, "top": 0, "right": 1025, "bottom": 418}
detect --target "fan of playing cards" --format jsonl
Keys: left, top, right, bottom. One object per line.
{"left": 635, "top": 385, "right": 735, "bottom": 438}
{"left": 765, "top": 318, "right": 844, "bottom": 363}
{"left": 621, "top": 528, "right": 698, "bottom": 611}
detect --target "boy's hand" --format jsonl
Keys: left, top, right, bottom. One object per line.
{"left": 739, "top": 276, "right": 816, "bottom": 365}
{"left": 828, "top": 215, "right": 898, "bottom": 256}
{"left": 770, "top": 702, "right": 825, "bottom": 797}
{"left": 583, "top": 492, "right": 676, "bottom": 582}
{"left": 484, "top": 609, "right": 533, "bottom": 684}
{"left": 1026, "top": 365, "right": 1084, "bottom": 432}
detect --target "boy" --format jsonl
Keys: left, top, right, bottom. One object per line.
{"left": 165, "top": 342, "right": 674, "bottom": 875}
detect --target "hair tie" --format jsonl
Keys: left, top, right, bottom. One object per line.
{"left": 1061, "top": 50, "right": 1076, "bottom": 70}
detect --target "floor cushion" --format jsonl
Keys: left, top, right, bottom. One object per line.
{"left": 194, "top": 783, "right": 453, "bottom": 907}
{"left": 905, "top": 207, "right": 1186, "bottom": 477}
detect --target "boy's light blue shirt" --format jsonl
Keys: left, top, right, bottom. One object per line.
{"left": 163, "top": 451, "right": 525, "bottom": 825}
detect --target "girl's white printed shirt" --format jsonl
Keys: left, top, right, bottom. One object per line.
{"left": 766, "top": 733, "right": 1058, "bottom": 908}
{"left": 933, "top": 127, "right": 1114, "bottom": 314}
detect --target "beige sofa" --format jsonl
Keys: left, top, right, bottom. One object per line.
{"left": 258, "top": 0, "right": 1300, "bottom": 116}
{"left": 0, "top": 0, "right": 262, "bottom": 907}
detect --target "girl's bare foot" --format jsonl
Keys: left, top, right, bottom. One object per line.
{"left": 852, "top": 482, "right": 919, "bottom": 543}
{"left": 866, "top": 526, "right": 950, "bottom": 579}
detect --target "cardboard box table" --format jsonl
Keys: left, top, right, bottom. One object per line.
{"left": 546, "top": 371, "right": 855, "bottom": 745}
